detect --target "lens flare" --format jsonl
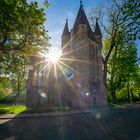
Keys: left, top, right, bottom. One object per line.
{"left": 62, "top": 67, "right": 74, "bottom": 80}
{"left": 67, "top": 73, "right": 73, "bottom": 79}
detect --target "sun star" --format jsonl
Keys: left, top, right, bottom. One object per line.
{"left": 47, "top": 47, "right": 62, "bottom": 63}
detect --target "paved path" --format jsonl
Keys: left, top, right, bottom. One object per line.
{"left": 0, "top": 105, "right": 140, "bottom": 140}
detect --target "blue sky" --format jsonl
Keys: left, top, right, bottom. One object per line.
{"left": 44, "top": 0, "right": 108, "bottom": 48}
{"left": 35, "top": 0, "right": 140, "bottom": 57}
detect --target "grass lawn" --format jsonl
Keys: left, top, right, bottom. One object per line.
{"left": 0, "top": 104, "right": 26, "bottom": 114}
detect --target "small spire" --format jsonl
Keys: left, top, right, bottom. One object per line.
{"left": 62, "top": 19, "right": 69, "bottom": 36}
{"left": 80, "top": 0, "right": 83, "bottom": 8}
{"left": 95, "top": 18, "right": 102, "bottom": 36}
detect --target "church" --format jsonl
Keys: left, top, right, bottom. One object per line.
{"left": 26, "top": 1, "right": 107, "bottom": 108}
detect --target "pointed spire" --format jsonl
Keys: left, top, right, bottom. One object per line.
{"left": 62, "top": 19, "right": 69, "bottom": 36}
{"left": 95, "top": 18, "right": 102, "bottom": 36}
{"left": 73, "top": 0, "right": 91, "bottom": 32}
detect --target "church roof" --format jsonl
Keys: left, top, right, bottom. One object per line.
{"left": 62, "top": 1, "right": 102, "bottom": 42}
{"left": 62, "top": 19, "right": 69, "bottom": 36}
{"left": 72, "top": 1, "right": 96, "bottom": 41}
{"left": 73, "top": 4, "right": 91, "bottom": 32}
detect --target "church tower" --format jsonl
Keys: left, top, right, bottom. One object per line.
{"left": 26, "top": 0, "right": 107, "bottom": 109}
{"left": 61, "top": 0, "right": 107, "bottom": 107}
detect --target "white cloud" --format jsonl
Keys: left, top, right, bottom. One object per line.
{"left": 67, "top": 10, "right": 75, "bottom": 19}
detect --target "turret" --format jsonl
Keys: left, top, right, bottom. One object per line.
{"left": 95, "top": 18, "right": 102, "bottom": 45}
{"left": 61, "top": 19, "right": 70, "bottom": 49}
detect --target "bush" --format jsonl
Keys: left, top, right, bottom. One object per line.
{"left": 0, "top": 104, "right": 26, "bottom": 114}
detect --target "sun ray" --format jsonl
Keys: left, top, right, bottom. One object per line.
{"left": 59, "top": 57, "right": 90, "bottom": 64}
{"left": 61, "top": 44, "right": 86, "bottom": 56}
{"left": 58, "top": 59, "right": 92, "bottom": 85}
{"left": 38, "top": 60, "right": 51, "bottom": 74}
{"left": 56, "top": 62, "right": 90, "bottom": 107}
{"left": 58, "top": 60, "right": 78, "bottom": 72}
{"left": 56, "top": 62, "right": 69, "bottom": 80}
{"left": 28, "top": 44, "right": 92, "bottom": 108}
{"left": 61, "top": 33, "right": 87, "bottom": 52}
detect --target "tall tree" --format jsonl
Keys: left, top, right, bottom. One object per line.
{"left": 89, "top": 0, "right": 125, "bottom": 87}
{"left": 89, "top": 0, "right": 139, "bottom": 103}
{"left": 105, "top": 37, "right": 138, "bottom": 103}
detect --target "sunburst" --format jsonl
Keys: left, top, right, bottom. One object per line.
{"left": 33, "top": 45, "right": 92, "bottom": 108}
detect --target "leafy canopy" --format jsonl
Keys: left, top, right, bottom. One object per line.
{"left": 0, "top": 0, "right": 49, "bottom": 53}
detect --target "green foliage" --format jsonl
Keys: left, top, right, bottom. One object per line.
{"left": 0, "top": 77, "right": 11, "bottom": 100}
{"left": 0, "top": 104, "right": 26, "bottom": 114}
{"left": 0, "top": 0, "right": 49, "bottom": 52}
{"left": 89, "top": 0, "right": 140, "bottom": 104}
{"left": 0, "top": 0, "right": 49, "bottom": 100}
{"left": 100, "top": 0, "right": 140, "bottom": 103}
{"left": 105, "top": 33, "right": 139, "bottom": 102}
{"left": 44, "top": 0, "right": 49, "bottom": 8}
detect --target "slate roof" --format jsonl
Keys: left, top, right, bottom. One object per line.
{"left": 72, "top": 4, "right": 96, "bottom": 41}
{"left": 73, "top": 6, "right": 91, "bottom": 31}
{"left": 95, "top": 19, "right": 102, "bottom": 36}
{"left": 62, "top": 1, "right": 102, "bottom": 42}
{"left": 62, "top": 19, "right": 70, "bottom": 36}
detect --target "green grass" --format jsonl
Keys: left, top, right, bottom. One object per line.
{"left": 0, "top": 104, "right": 26, "bottom": 114}
{"left": 26, "top": 106, "right": 71, "bottom": 113}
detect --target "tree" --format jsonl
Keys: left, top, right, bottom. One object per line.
{"left": 124, "top": 66, "right": 140, "bottom": 103}
{"left": 122, "top": 0, "right": 140, "bottom": 40}
{"left": 89, "top": 0, "right": 126, "bottom": 87}
{"left": 0, "top": 0, "right": 49, "bottom": 52}
{"left": 89, "top": 0, "right": 139, "bottom": 103}
{"left": 0, "top": 0, "right": 49, "bottom": 99}
{"left": 106, "top": 38, "right": 138, "bottom": 103}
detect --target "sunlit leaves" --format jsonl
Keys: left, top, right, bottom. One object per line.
{"left": 0, "top": 0, "right": 49, "bottom": 97}
{"left": 0, "top": 0, "right": 49, "bottom": 52}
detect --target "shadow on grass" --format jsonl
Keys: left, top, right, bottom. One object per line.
{"left": 0, "top": 106, "right": 140, "bottom": 140}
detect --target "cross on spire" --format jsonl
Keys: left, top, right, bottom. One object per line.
{"left": 80, "top": 0, "right": 83, "bottom": 8}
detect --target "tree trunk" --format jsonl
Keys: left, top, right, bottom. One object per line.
{"left": 103, "top": 61, "right": 107, "bottom": 87}
{"left": 127, "top": 84, "right": 130, "bottom": 103}
{"left": 130, "top": 88, "right": 135, "bottom": 103}
{"left": 103, "top": 42, "right": 115, "bottom": 87}
{"left": 16, "top": 71, "right": 21, "bottom": 97}
{"left": 111, "top": 86, "right": 116, "bottom": 103}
